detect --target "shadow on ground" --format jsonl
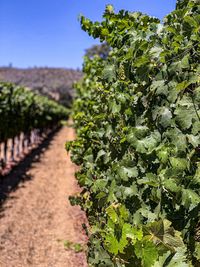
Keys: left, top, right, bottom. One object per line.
{"left": 0, "top": 127, "right": 61, "bottom": 207}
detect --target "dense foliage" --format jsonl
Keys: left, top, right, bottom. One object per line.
{"left": 0, "top": 82, "right": 69, "bottom": 142}
{"left": 68, "top": 0, "right": 200, "bottom": 266}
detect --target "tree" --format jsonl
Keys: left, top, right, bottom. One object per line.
{"left": 85, "top": 42, "right": 110, "bottom": 59}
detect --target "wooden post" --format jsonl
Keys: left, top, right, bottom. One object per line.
{"left": 11, "top": 137, "right": 15, "bottom": 161}
{"left": 4, "top": 139, "right": 8, "bottom": 164}
{"left": 22, "top": 134, "right": 26, "bottom": 152}
{"left": 16, "top": 135, "right": 20, "bottom": 158}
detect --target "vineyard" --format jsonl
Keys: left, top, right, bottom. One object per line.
{"left": 68, "top": 0, "right": 200, "bottom": 266}
{"left": 0, "top": 82, "right": 87, "bottom": 266}
{"left": 0, "top": 82, "right": 68, "bottom": 171}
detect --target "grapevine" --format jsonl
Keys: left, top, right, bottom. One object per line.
{"left": 0, "top": 82, "right": 69, "bottom": 166}
{"left": 68, "top": 0, "right": 200, "bottom": 266}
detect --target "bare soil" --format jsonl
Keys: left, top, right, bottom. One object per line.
{"left": 0, "top": 126, "right": 88, "bottom": 267}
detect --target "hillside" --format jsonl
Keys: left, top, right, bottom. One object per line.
{"left": 0, "top": 67, "right": 83, "bottom": 107}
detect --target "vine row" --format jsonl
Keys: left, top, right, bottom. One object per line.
{"left": 68, "top": 0, "right": 200, "bottom": 266}
{"left": 0, "top": 82, "right": 69, "bottom": 168}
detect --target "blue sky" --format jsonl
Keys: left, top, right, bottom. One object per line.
{"left": 0, "top": 0, "right": 176, "bottom": 69}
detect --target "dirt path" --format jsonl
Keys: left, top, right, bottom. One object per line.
{"left": 0, "top": 126, "right": 88, "bottom": 267}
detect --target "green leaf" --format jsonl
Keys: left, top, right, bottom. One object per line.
{"left": 167, "top": 247, "right": 189, "bottom": 267}
{"left": 110, "top": 101, "right": 121, "bottom": 114}
{"left": 169, "top": 157, "right": 188, "bottom": 171}
{"left": 92, "top": 179, "right": 108, "bottom": 192}
{"left": 134, "top": 131, "right": 161, "bottom": 153}
{"left": 176, "top": 81, "right": 190, "bottom": 91}
{"left": 192, "top": 121, "right": 200, "bottom": 135}
{"left": 134, "top": 55, "right": 150, "bottom": 68}
{"left": 105, "top": 4, "right": 114, "bottom": 14}
{"left": 193, "top": 163, "right": 200, "bottom": 185}
{"left": 102, "top": 64, "right": 116, "bottom": 82}
{"left": 194, "top": 242, "right": 200, "bottom": 261}
{"left": 106, "top": 205, "right": 118, "bottom": 223}
{"left": 182, "top": 189, "right": 200, "bottom": 211}
{"left": 174, "top": 106, "right": 195, "bottom": 130}
{"left": 104, "top": 223, "right": 143, "bottom": 255}
{"left": 118, "top": 166, "right": 138, "bottom": 181}
{"left": 123, "top": 184, "right": 138, "bottom": 198}
{"left": 137, "top": 173, "right": 159, "bottom": 187}
{"left": 119, "top": 205, "right": 129, "bottom": 221}
{"left": 165, "top": 128, "right": 187, "bottom": 152}
{"left": 181, "top": 55, "right": 190, "bottom": 69}
{"left": 152, "top": 252, "right": 171, "bottom": 267}
{"left": 187, "top": 134, "right": 200, "bottom": 148}
{"left": 158, "top": 107, "right": 172, "bottom": 128}
{"left": 104, "top": 234, "right": 119, "bottom": 255}
{"left": 184, "top": 16, "right": 198, "bottom": 28}
{"left": 163, "top": 178, "right": 180, "bottom": 193}
{"left": 135, "top": 240, "right": 158, "bottom": 267}
{"left": 157, "top": 147, "right": 169, "bottom": 164}
{"left": 144, "top": 219, "right": 185, "bottom": 252}
{"left": 96, "top": 149, "right": 106, "bottom": 161}
{"left": 124, "top": 225, "right": 143, "bottom": 244}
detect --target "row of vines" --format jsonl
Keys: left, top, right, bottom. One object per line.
{"left": 68, "top": 0, "right": 200, "bottom": 266}
{"left": 0, "top": 82, "right": 69, "bottom": 166}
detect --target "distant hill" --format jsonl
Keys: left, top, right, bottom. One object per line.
{"left": 0, "top": 67, "right": 83, "bottom": 107}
